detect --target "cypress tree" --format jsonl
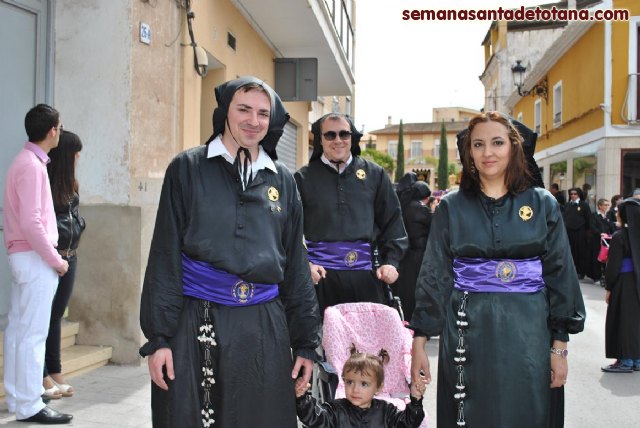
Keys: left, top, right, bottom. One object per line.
{"left": 394, "top": 119, "right": 405, "bottom": 182}
{"left": 437, "top": 121, "right": 449, "bottom": 190}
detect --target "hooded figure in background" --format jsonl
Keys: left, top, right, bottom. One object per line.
{"left": 294, "top": 113, "right": 408, "bottom": 314}
{"left": 140, "top": 76, "right": 320, "bottom": 428}
{"left": 395, "top": 180, "right": 432, "bottom": 322}
{"left": 602, "top": 197, "right": 640, "bottom": 372}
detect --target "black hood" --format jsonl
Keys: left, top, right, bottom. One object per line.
{"left": 310, "top": 114, "right": 362, "bottom": 161}
{"left": 206, "top": 76, "right": 289, "bottom": 160}
{"left": 456, "top": 115, "right": 544, "bottom": 188}
{"left": 618, "top": 197, "right": 640, "bottom": 291}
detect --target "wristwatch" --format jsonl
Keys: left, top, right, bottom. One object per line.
{"left": 550, "top": 347, "right": 568, "bottom": 358}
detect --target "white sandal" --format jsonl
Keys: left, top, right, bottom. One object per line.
{"left": 53, "top": 381, "right": 74, "bottom": 397}
{"left": 42, "top": 385, "right": 63, "bottom": 399}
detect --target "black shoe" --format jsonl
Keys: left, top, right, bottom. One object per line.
{"left": 17, "top": 406, "right": 73, "bottom": 424}
{"left": 601, "top": 362, "right": 633, "bottom": 373}
{"left": 41, "top": 395, "right": 51, "bottom": 404}
{"left": 578, "top": 274, "right": 585, "bottom": 280}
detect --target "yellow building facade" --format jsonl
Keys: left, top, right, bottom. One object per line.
{"left": 507, "top": 0, "right": 640, "bottom": 204}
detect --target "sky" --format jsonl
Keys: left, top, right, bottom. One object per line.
{"left": 354, "top": 0, "right": 553, "bottom": 132}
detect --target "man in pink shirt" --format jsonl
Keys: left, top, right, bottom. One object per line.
{"left": 3, "top": 104, "right": 73, "bottom": 424}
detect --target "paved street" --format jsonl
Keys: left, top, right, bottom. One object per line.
{"left": 1, "top": 279, "right": 638, "bottom": 427}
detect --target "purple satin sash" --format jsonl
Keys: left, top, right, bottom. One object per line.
{"left": 453, "top": 257, "right": 545, "bottom": 293}
{"left": 621, "top": 257, "right": 634, "bottom": 273}
{"left": 306, "top": 240, "right": 373, "bottom": 271}
{"left": 181, "top": 253, "right": 278, "bottom": 306}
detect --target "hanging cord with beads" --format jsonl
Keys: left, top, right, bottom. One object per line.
{"left": 455, "top": 291, "right": 469, "bottom": 427}
{"left": 198, "top": 300, "right": 217, "bottom": 427}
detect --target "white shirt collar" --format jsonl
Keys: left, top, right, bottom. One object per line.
{"left": 320, "top": 153, "right": 353, "bottom": 173}
{"left": 207, "top": 135, "right": 278, "bottom": 176}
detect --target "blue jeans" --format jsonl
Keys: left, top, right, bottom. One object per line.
{"left": 619, "top": 358, "right": 640, "bottom": 367}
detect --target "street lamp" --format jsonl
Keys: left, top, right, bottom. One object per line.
{"left": 511, "top": 60, "right": 548, "bottom": 101}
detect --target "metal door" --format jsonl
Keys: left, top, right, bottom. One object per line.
{"left": 0, "top": 0, "right": 52, "bottom": 328}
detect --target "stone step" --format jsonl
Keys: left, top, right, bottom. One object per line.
{"left": 0, "top": 321, "right": 80, "bottom": 376}
{"left": 0, "top": 321, "right": 112, "bottom": 399}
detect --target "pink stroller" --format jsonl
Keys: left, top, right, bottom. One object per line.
{"left": 316, "top": 302, "right": 428, "bottom": 427}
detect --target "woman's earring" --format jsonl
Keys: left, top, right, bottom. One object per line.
{"left": 470, "top": 162, "right": 476, "bottom": 174}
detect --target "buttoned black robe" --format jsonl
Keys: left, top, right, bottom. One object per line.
{"left": 409, "top": 188, "right": 585, "bottom": 428}
{"left": 140, "top": 146, "right": 321, "bottom": 427}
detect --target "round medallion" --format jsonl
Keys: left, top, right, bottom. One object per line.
{"left": 356, "top": 169, "right": 366, "bottom": 180}
{"left": 344, "top": 251, "right": 358, "bottom": 267}
{"left": 232, "top": 281, "right": 254, "bottom": 304}
{"left": 495, "top": 261, "right": 517, "bottom": 283}
{"left": 267, "top": 186, "right": 279, "bottom": 202}
{"left": 518, "top": 205, "right": 533, "bottom": 221}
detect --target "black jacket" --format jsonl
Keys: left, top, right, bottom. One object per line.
{"left": 55, "top": 192, "right": 85, "bottom": 251}
{"left": 296, "top": 395, "right": 424, "bottom": 428}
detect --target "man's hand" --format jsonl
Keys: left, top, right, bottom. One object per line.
{"left": 309, "top": 262, "right": 327, "bottom": 285}
{"left": 148, "top": 348, "right": 174, "bottom": 390}
{"left": 291, "top": 356, "right": 314, "bottom": 385}
{"left": 55, "top": 260, "right": 69, "bottom": 277}
{"left": 376, "top": 264, "right": 398, "bottom": 284}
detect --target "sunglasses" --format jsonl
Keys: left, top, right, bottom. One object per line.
{"left": 322, "top": 130, "right": 352, "bottom": 141}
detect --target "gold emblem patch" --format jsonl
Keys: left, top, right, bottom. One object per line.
{"left": 495, "top": 261, "right": 517, "bottom": 283}
{"left": 519, "top": 206, "right": 533, "bottom": 221}
{"left": 356, "top": 169, "right": 366, "bottom": 180}
{"left": 344, "top": 251, "right": 358, "bottom": 267}
{"left": 232, "top": 281, "right": 254, "bottom": 304}
{"left": 267, "top": 186, "right": 279, "bottom": 202}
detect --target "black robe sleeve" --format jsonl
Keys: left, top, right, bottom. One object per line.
{"left": 139, "top": 156, "right": 188, "bottom": 356}
{"left": 278, "top": 167, "right": 322, "bottom": 359}
{"left": 540, "top": 193, "right": 586, "bottom": 341}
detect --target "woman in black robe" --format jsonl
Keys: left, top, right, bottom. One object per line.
{"left": 408, "top": 112, "right": 585, "bottom": 427}
{"left": 601, "top": 198, "right": 640, "bottom": 372}
{"left": 395, "top": 180, "right": 432, "bottom": 321}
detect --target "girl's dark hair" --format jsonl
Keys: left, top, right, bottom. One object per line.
{"left": 611, "top": 194, "right": 622, "bottom": 208}
{"left": 48, "top": 130, "right": 83, "bottom": 208}
{"left": 342, "top": 344, "right": 389, "bottom": 388}
{"left": 459, "top": 111, "right": 533, "bottom": 194}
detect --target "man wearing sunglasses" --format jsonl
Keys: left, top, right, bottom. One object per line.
{"left": 294, "top": 113, "right": 408, "bottom": 313}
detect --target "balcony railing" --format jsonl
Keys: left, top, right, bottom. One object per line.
{"left": 622, "top": 73, "right": 640, "bottom": 124}
{"left": 323, "top": 0, "right": 355, "bottom": 67}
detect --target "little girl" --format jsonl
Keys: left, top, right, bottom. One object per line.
{"left": 295, "top": 345, "right": 426, "bottom": 427}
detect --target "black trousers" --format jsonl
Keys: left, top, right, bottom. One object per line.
{"left": 44, "top": 254, "right": 77, "bottom": 376}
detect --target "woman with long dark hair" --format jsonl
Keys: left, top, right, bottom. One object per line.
{"left": 42, "top": 130, "right": 85, "bottom": 399}
{"left": 409, "top": 112, "right": 585, "bottom": 427}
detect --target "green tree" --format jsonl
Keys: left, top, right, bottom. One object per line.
{"left": 362, "top": 148, "right": 394, "bottom": 176}
{"left": 394, "top": 119, "right": 405, "bottom": 182}
{"left": 437, "top": 121, "right": 449, "bottom": 190}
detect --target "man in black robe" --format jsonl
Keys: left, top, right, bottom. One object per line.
{"left": 294, "top": 113, "right": 408, "bottom": 313}
{"left": 549, "top": 183, "right": 566, "bottom": 210}
{"left": 139, "top": 76, "right": 321, "bottom": 427}
{"left": 563, "top": 187, "right": 592, "bottom": 279}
